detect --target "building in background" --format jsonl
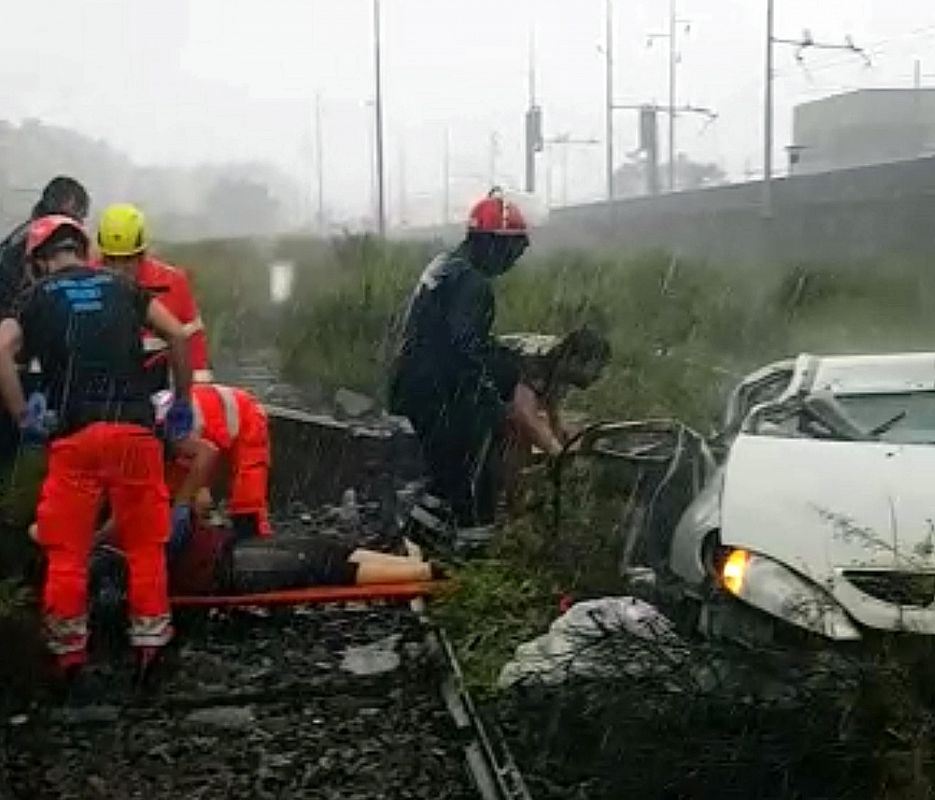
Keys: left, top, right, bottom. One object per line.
{"left": 790, "top": 89, "right": 935, "bottom": 175}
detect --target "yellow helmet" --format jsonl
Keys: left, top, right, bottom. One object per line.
{"left": 97, "top": 203, "right": 148, "bottom": 257}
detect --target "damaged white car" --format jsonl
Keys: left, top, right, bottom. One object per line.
{"left": 668, "top": 351, "right": 935, "bottom": 643}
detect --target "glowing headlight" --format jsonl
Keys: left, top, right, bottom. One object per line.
{"left": 722, "top": 549, "right": 750, "bottom": 596}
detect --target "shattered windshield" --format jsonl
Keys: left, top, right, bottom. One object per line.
{"left": 836, "top": 391, "right": 935, "bottom": 444}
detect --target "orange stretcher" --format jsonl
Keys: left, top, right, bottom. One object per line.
{"left": 170, "top": 580, "right": 449, "bottom": 609}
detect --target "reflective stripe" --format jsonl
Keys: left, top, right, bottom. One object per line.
{"left": 181, "top": 316, "right": 204, "bottom": 337}
{"left": 193, "top": 368, "right": 214, "bottom": 383}
{"left": 128, "top": 614, "right": 174, "bottom": 648}
{"left": 216, "top": 385, "right": 241, "bottom": 439}
{"left": 192, "top": 385, "right": 241, "bottom": 443}
{"left": 143, "top": 335, "right": 167, "bottom": 353}
{"left": 44, "top": 614, "right": 89, "bottom": 655}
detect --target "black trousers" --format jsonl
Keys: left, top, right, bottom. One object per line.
{"left": 403, "top": 389, "right": 503, "bottom": 529}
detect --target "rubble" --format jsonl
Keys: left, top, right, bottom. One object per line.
{"left": 0, "top": 607, "right": 476, "bottom": 800}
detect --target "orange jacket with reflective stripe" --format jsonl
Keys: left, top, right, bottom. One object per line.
{"left": 91, "top": 256, "right": 212, "bottom": 381}
{"left": 192, "top": 384, "right": 256, "bottom": 452}
{"left": 136, "top": 257, "right": 211, "bottom": 381}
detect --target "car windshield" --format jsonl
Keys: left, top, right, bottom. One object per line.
{"left": 836, "top": 392, "right": 935, "bottom": 445}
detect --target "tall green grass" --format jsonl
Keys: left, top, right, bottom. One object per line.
{"left": 165, "top": 234, "right": 935, "bottom": 428}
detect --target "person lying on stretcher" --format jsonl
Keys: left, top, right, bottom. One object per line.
{"left": 82, "top": 384, "right": 444, "bottom": 600}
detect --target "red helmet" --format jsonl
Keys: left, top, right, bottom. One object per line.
{"left": 26, "top": 214, "right": 89, "bottom": 259}
{"left": 467, "top": 189, "right": 528, "bottom": 236}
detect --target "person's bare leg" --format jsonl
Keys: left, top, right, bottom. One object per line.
{"left": 348, "top": 549, "right": 432, "bottom": 583}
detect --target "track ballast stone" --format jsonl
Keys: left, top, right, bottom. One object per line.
{"left": 2, "top": 606, "right": 476, "bottom": 800}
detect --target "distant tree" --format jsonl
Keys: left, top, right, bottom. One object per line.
{"left": 202, "top": 177, "right": 282, "bottom": 238}
{"left": 673, "top": 153, "right": 728, "bottom": 191}
{"left": 612, "top": 158, "right": 648, "bottom": 199}
{"left": 612, "top": 153, "right": 728, "bottom": 198}
{"left": 0, "top": 118, "right": 298, "bottom": 238}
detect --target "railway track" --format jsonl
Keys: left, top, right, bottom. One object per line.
{"left": 0, "top": 358, "right": 532, "bottom": 800}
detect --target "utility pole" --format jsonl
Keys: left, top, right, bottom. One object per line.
{"left": 667, "top": 0, "right": 677, "bottom": 191}
{"left": 614, "top": 103, "right": 716, "bottom": 195}
{"left": 605, "top": 0, "right": 614, "bottom": 200}
{"left": 315, "top": 92, "right": 324, "bottom": 233}
{"left": 373, "top": 0, "right": 386, "bottom": 236}
{"left": 915, "top": 59, "right": 923, "bottom": 89}
{"left": 648, "top": 1, "right": 689, "bottom": 192}
{"left": 763, "top": 0, "right": 774, "bottom": 218}
{"left": 524, "top": 28, "right": 543, "bottom": 194}
{"left": 762, "top": 2, "right": 869, "bottom": 218}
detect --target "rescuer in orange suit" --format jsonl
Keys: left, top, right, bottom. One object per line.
{"left": 96, "top": 203, "right": 212, "bottom": 391}
{"left": 155, "top": 383, "right": 272, "bottom": 547}
{"left": 87, "top": 381, "right": 445, "bottom": 601}
{"left": 0, "top": 215, "right": 194, "bottom": 682}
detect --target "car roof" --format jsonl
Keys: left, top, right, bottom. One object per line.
{"left": 800, "top": 352, "right": 935, "bottom": 395}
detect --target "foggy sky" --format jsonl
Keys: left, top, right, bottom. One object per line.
{"left": 1, "top": 0, "right": 933, "bottom": 226}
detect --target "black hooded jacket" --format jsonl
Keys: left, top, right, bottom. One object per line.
{"left": 389, "top": 242, "right": 519, "bottom": 422}
{"left": 0, "top": 200, "right": 78, "bottom": 318}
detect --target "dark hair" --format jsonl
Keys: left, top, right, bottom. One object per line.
{"left": 559, "top": 326, "right": 612, "bottom": 366}
{"left": 32, "top": 176, "right": 89, "bottom": 220}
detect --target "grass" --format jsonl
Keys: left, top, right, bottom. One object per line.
{"left": 171, "top": 235, "right": 935, "bottom": 691}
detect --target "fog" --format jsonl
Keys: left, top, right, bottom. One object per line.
{"left": 0, "top": 0, "right": 933, "bottom": 232}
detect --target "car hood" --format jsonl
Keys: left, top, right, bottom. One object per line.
{"left": 721, "top": 434, "right": 935, "bottom": 632}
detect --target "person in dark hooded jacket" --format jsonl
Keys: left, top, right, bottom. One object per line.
{"left": 0, "top": 177, "right": 89, "bottom": 318}
{"left": 389, "top": 189, "right": 561, "bottom": 545}
{"left": 0, "top": 178, "right": 89, "bottom": 536}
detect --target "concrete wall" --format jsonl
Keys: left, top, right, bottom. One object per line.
{"left": 539, "top": 155, "right": 935, "bottom": 265}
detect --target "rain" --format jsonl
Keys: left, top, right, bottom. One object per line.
{"left": 2, "top": 1, "right": 935, "bottom": 798}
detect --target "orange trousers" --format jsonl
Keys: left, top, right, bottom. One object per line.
{"left": 37, "top": 423, "right": 172, "bottom": 661}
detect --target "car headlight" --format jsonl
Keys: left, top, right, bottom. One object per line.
{"left": 718, "top": 548, "right": 861, "bottom": 641}
{"left": 722, "top": 548, "right": 750, "bottom": 596}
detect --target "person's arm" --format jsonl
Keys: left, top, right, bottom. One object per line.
{"left": 175, "top": 270, "right": 212, "bottom": 381}
{"left": 0, "top": 227, "right": 28, "bottom": 317}
{"left": 447, "top": 273, "right": 512, "bottom": 420}
{"left": 509, "top": 382, "right": 562, "bottom": 457}
{"left": 0, "top": 318, "right": 26, "bottom": 421}
{"left": 146, "top": 298, "right": 192, "bottom": 399}
{"left": 171, "top": 436, "right": 220, "bottom": 506}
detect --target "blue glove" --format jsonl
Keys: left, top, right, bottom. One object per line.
{"left": 165, "top": 398, "right": 194, "bottom": 442}
{"left": 19, "top": 391, "right": 52, "bottom": 445}
{"left": 168, "top": 503, "right": 193, "bottom": 559}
